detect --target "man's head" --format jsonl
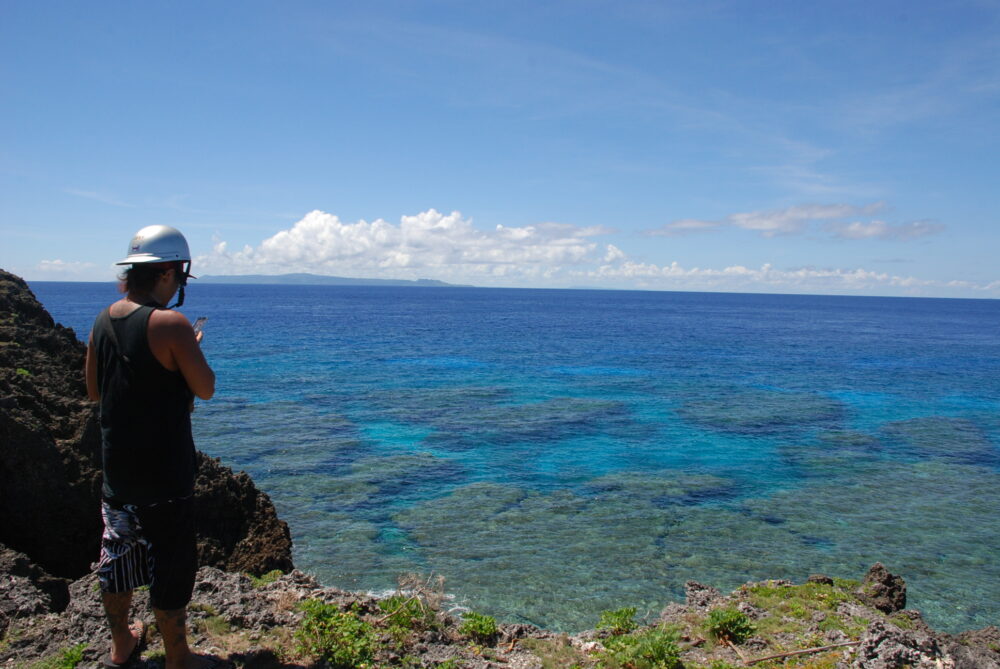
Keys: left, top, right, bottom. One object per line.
{"left": 117, "top": 225, "right": 193, "bottom": 306}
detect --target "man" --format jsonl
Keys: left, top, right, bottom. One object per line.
{"left": 86, "top": 225, "right": 218, "bottom": 669}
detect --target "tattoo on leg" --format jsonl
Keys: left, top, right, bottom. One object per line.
{"left": 103, "top": 591, "right": 134, "bottom": 634}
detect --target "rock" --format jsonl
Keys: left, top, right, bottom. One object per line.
{"left": 737, "top": 601, "right": 767, "bottom": 619}
{"left": 808, "top": 573, "right": 834, "bottom": 585}
{"left": 193, "top": 455, "right": 293, "bottom": 575}
{"left": 685, "top": 581, "right": 723, "bottom": 609}
{"left": 0, "top": 545, "right": 70, "bottom": 622}
{"left": 940, "top": 626, "right": 1000, "bottom": 669}
{"left": 857, "top": 562, "right": 906, "bottom": 614}
{"left": 0, "top": 270, "right": 104, "bottom": 577}
{"left": 499, "top": 623, "right": 542, "bottom": 644}
{"left": 0, "top": 269, "right": 293, "bottom": 580}
{"left": 844, "top": 619, "right": 945, "bottom": 668}
{"left": 658, "top": 601, "right": 688, "bottom": 625}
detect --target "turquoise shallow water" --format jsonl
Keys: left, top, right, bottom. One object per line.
{"left": 30, "top": 282, "right": 1000, "bottom": 632}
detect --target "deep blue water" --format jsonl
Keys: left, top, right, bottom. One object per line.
{"left": 29, "top": 281, "right": 1000, "bottom": 632}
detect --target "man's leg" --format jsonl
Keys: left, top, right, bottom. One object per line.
{"left": 154, "top": 606, "right": 219, "bottom": 669}
{"left": 102, "top": 591, "right": 142, "bottom": 664}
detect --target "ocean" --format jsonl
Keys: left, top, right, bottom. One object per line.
{"left": 28, "top": 281, "right": 1000, "bottom": 633}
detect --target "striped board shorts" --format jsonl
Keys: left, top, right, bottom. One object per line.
{"left": 96, "top": 497, "right": 197, "bottom": 611}
{"left": 97, "top": 502, "right": 152, "bottom": 593}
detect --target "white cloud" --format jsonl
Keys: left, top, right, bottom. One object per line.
{"left": 647, "top": 219, "right": 720, "bottom": 236}
{"left": 36, "top": 259, "right": 98, "bottom": 274}
{"left": 198, "top": 209, "right": 607, "bottom": 284}
{"left": 194, "top": 208, "right": 995, "bottom": 297}
{"left": 582, "top": 260, "right": 950, "bottom": 294}
{"left": 728, "top": 202, "right": 886, "bottom": 237}
{"left": 604, "top": 244, "right": 626, "bottom": 262}
{"left": 827, "top": 219, "right": 945, "bottom": 240}
{"left": 26, "top": 259, "right": 104, "bottom": 281}
{"left": 646, "top": 202, "right": 944, "bottom": 242}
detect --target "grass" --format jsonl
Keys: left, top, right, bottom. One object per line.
{"left": 743, "top": 581, "right": 860, "bottom": 638}
{"left": 249, "top": 569, "right": 284, "bottom": 588}
{"left": 26, "top": 643, "right": 88, "bottom": 669}
{"left": 0, "top": 625, "right": 21, "bottom": 655}
{"left": 199, "top": 616, "right": 232, "bottom": 637}
{"left": 520, "top": 636, "right": 591, "bottom": 669}
{"left": 188, "top": 602, "right": 219, "bottom": 616}
{"left": 16, "top": 367, "right": 31, "bottom": 376}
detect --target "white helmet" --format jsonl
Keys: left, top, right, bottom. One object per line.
{"left": 116, "top": 225, "right": 191, "bottom": 265}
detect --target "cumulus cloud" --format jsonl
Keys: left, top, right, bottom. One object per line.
{"left": 194, "top": 208, "right": 991, "bottom": 296}
{"left": 826, "top": 219, "right": 945, "bottom": 240}
{"left": 198, "top": 209, "right": 608, "bottom": 283}
{"left": 604, "top": 244, "right": 626, "bottom": 262}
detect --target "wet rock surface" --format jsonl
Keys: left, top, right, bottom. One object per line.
{"left": 0, "top": 269, "right": 292, "bottom": 580}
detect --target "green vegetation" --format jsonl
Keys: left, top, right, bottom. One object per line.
{"left": 16, "top": 367, "right": 31, "bottom": 376}
{"left": 0, "top": 568, "right": 937, "bottom": 669}
{"left": 458, "top": 611, "right": 498, "bottom": 644}
{"left": 294, "top": 599, "right": 377, "bottom": 668}
{"left": 597, "top": 606, "right": 639, "bottom": 635}
{"left": 0, "top": 626, "right": 20, "bottom": 655}
{"left": 832, "top": 578, "right": 860, "bottom": 590}
{"left": 705, "top": 607, "right": 756, "bottom": 644}
{"left": 249, "top": 569, "right": 284, "bottom": 588}
{"left": 199, "top": 616, "right": 231, "bottom": 636}
{"left": 378, "top": 594, "right": 439, "bottom": 645}
{"left": 145, "top": 649, "right": 167, "bottom": 665}
{"left": 599, "top": 625, "right": 682, "bottom": 669}
{"left": 26, "top": 643, "right": 88, "bottom": 669}
{"left": 188, "top": 602, "right": 219, "bottom": 616}
{"left": 520, "top": 636, "right": 590, "bottom": 669}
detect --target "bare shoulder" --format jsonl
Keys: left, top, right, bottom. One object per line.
{"left": 108, "top": 298, "right": 138, "bottom": 318}
{"left": 148, "top": 309, "right": 195, "bottom": 335}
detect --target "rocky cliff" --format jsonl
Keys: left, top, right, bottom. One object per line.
{"left": 0, "top": 269, "right": 293, "bottom": 590}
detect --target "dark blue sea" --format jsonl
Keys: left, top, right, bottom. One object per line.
{"left": 29, "top": 282, "right": 1000, "bottom": 632}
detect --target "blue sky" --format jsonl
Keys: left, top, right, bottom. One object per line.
{"left": 2, "top": 1, "right": 998, "bottom": 297}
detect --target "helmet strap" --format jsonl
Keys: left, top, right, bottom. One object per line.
{"left": 168, "top": 285, "right": 185, "bottom": 309}
{"left": 166, "top": 261, "right": 189, "bottom": 309}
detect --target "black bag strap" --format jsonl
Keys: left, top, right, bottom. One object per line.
{"left": 100, "top": 308, "right": 132, "bottom": 366}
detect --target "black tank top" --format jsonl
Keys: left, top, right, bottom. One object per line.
{"left": 92, "top": 304, "right": 196, "bottom": 506}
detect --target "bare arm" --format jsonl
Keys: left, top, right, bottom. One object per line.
{"left": 148, "top": 310, "right": 216, "bottom": 400}
{"left": 85, "top": 331, "right": 99, "bottom": 401}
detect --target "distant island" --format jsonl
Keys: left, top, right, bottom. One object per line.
{"left": 199, "top": 273, "right": 470, "bottom": 288}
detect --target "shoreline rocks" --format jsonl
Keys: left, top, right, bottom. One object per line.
{"left": 3, "top": 562, "right": 998, "bottom": 668}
